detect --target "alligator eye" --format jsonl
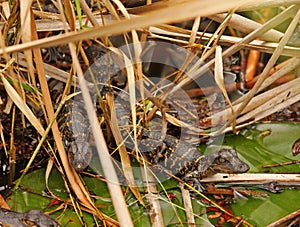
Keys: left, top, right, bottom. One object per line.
{"left": 218, "top": 157, "right": 226, "bottom": 163}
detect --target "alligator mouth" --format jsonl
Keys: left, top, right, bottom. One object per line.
{"left": 209, "top": 163, "right": 250, "bottom": 174}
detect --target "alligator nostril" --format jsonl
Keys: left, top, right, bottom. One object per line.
{"left": 240, "top": 163, "right": 250, "bottom": 172}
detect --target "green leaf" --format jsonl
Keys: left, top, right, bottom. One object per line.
{"left": 225, "top": 122, "right": 300, "bottom": 226}
{"left": 74, "top": 0, "right": 83, "bottom": 29}
{"left": 6, "top": 122, "right": 300, "bottom": 226}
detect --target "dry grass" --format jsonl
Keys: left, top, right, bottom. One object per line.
{"left": 0, "top": 0, "right": 299, "bottom": 226}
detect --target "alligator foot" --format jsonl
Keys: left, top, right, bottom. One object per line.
{"left": 182, "top": 177, "right": 206, "bottom": 193}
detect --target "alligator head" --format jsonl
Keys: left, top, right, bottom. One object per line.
{"left": 186, "top": 148, "right": 250, "bottom": 179}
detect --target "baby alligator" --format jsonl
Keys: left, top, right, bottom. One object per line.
{"left": 138, "top": 132, "right": 250, "bottom": 180}
{"left": 58, "top": 96, "right": 249, "bottom": 181}
{"left": 0, "top": 208, "right": 59, "bottom": 227}
{"left": 57, "top": 99, "right": 93, "bottom": 171}
{"left": 56, "top": 46, "right": 249, "bottom": 180}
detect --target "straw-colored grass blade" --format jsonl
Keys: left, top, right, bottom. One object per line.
{"left": 107, "top": 92, "right": 145, "bottom": 207}
{"left": 0, "top": 73, "right": 45, "bottom": 135}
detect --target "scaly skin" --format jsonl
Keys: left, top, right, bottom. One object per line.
{"left": 0, "top": 208, "right": 59, "bottom": 227}
{"left": 57, "top": 46, "right": 249, "bottom": 177}
{"left": 138, "top": 133, "right": 249, "bottom": 178}
{"left": 58, "top": 88, "right": 249, "bottom": 180}
{"left": 57, "top": 99, "right": 92, "bottom": 171}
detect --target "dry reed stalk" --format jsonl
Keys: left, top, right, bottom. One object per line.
{"left": 0, "top": 0, "right": 299, "bottom": 226}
